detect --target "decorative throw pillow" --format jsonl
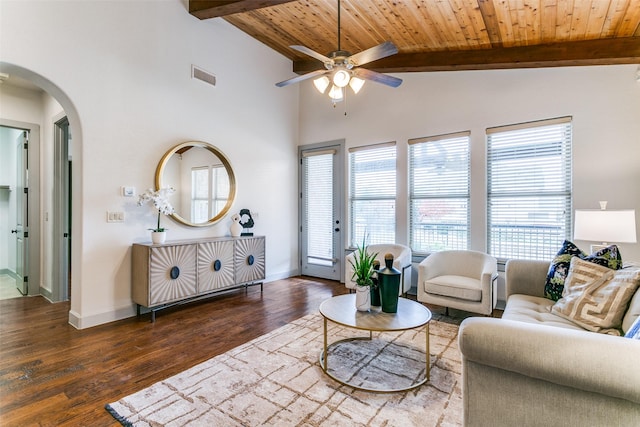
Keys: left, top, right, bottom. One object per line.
{"left": 544, "top": 241, "right": 622, "bottom": 301}
{"left": 625, "top": 316, "right": 640, "bottom": 339}
{"left": 544, "top": 240, "right": 586, "bottom": 301}
{"left": 584, "top": 245, "right": 623, "bottom": 270}
{"left": 551, "top": 257, "right": 640, "bottom": 335}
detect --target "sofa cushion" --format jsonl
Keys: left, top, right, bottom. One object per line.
{"left": 544, "top": 240, "right": 622, "bottom": 301}
{"left": 503, "top": 294, "right": 586, "bottom": 331}
{"left": 551, "top": 257, "right": 640, "bottom": 335}
{"left": 425, "top": 275, "right": 481, "bottom": 302}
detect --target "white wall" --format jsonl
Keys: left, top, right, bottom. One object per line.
{"left": 299, "top": 65, "right": 640, "bottom": 301}
{"left": 1, "top": 0, "right": 299, "bottom": 327}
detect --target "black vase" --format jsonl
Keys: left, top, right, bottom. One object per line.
{"left": 370, "top": 260, "right": 381, "bottom": 306}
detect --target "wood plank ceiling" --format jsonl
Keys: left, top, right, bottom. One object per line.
{"left": 189, "top": 0, "right": 640, "bottom": 74}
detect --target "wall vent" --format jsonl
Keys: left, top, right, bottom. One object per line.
{"left": 192, "top": 65, "right": 216, "bottom": 87}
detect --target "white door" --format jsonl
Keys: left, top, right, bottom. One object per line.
{"left": 300, "top": 142, "right": 344, "bottom": 280}
{"left": 15, "top": 131, "right": 28, "bottom": 294}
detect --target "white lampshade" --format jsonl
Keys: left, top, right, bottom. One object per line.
{"left": 349, "top": 77, "right": 365, "bottom": 94}
{"left": 574, "top": 209, "right": 637, "bottom": 244}
{"left": 313, "top": 76, "right": 330, "bottom": 94}
{"left": 332, "top": 69, "right": 351, "bottom": 88}
{"left": 328, "top": 85, "right": 343, "bottom": 102}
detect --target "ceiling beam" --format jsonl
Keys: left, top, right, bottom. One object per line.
{"left": 293, "top": 38, "right": 640, "bottom": 74}
{"left": 189, "top": 1, "right": 297, "bottom": 19}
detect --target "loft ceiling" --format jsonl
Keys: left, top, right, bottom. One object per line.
{"left": 189, "top": 0, "right": 640, "bottom": 75}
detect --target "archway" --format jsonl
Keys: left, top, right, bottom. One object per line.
{"left": 0, "top": 61, "right": 83, "bottom": 323}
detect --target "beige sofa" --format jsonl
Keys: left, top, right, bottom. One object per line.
{"left": 458, "top": 259, "right": 640, "bottom": 427}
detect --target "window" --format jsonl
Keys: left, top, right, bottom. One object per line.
{"left": 349, "top": 142, "right": 396, "bottom": 246}
{"left": 409, "top": 132, "right": 470, "bottom": 253}
{"left": 191, "top": 165, "right": 230, "bottom": 223}
{"left": 487, "top": 117, "right": 572, "bottom": 260}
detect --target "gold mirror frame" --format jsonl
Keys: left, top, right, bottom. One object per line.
{"left": 155, "top": 141, "right": 236, "bottom": 227}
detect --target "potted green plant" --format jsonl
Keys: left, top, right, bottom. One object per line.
{"left": 348, "top": 236, "right": 378, "bottom": 311}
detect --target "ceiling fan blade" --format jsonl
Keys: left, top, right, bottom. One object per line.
{"left": 352, "top": 68, "right": 403, "bottom": 88}
{"left": 276, "top": 69, "right": 328, "bottom": 87}
{"left": 349, "top": 41, "right": 398, "bottom": 66}
{"left": 290, "top": 45, "right": 333, "bottom": 65}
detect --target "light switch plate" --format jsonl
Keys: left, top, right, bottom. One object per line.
{"left": 122, "top": 186, "right": 135, "bottom": 197}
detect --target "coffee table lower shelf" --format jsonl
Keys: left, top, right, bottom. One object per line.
{"left": 319, "top": 333, "right": 429, "bottom": 393}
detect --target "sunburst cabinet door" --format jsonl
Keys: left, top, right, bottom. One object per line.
{"left": 198, "top": 240, "right": 235, "bottom": 293}
{"left": 235, "top": 237, "right": 265, "bottom": 284}
{"left": 149, "top": 245, "right": 197, "bottom": 306}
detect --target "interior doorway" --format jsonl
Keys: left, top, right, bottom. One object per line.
{"left": 52, "top": 115, "right": 71, "bottom": 302}
{"left": 0, "top": 121, "right": 40, "bottom": 299}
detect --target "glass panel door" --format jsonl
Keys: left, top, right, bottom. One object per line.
{"left": 300, "top": 143, "right": 343, "bottom": 280}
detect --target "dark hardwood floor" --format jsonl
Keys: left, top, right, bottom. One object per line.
{"left": 0, "top": 276, "right": 494, "bottom": 426}
{"left": 0, "top": 276, "right": 349, "bottom": 426}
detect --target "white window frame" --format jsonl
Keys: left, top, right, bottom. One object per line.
{"left": 409, "top": 131, "right": 470, "bottom": 253}
{"left": 487, "top": 117, "right": 572, "bottom": 261}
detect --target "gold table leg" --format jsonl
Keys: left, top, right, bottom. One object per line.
{"left": 323, "top": 317, "right": 328, "bottom": 373}
{"left": 426, "top": 322, "right": 430, "bottom": 380}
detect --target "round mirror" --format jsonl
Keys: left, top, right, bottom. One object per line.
{"left": 155, "top": 141, "right": 236, "bottom": 227}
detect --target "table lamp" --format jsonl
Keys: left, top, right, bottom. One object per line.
{"left": 573, "top": 201, "right": 637, "bottom": 252}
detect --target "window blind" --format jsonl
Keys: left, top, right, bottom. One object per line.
{"left": 409, "top": 132, "right": 470, "bottom": 252}
{"left": 487, "top": 117, "right": 572, "bottom": 260}
{"left": 349, "top": 143, "right": 396, "bottom": 246}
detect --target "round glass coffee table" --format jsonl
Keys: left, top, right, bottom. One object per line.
{"left": 318, "top": 294, "right": 432, "bottom": 392}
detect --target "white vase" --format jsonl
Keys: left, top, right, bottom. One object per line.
{"left": 151, "top": 231, "right": 166, "bottom": 244}
{"left": 355, "top": 285, "right": 371, "bottom": 312}
{"left": 230, "top": 220, "right": 242, "bottom": 237}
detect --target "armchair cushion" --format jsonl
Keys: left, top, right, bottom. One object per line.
{"left": 425, "top": 275, "right": 482, "bottom": 301}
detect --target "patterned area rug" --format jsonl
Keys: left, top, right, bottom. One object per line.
{"left": 106, "top": 312, "right": 462, "bottom": 426}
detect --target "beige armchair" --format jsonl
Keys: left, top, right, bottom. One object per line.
{"left": 345, "top": 244, "right": 412, "bottom": 295}
{"left": 417, "top": 250, "right": 497, "bottom": 316}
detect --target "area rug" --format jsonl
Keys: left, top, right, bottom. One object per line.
{"left": 106, "top": 312, "right": 463, "bottom": 426}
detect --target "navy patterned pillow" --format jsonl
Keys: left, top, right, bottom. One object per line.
{"left": 543, "top": 241, "right": 623, "bottom": 301}
{"left": 544, "top": 240, "right": 586, "bottom": 301}
{"left": 584, "top": 245, "right": 623, "bottom": 270}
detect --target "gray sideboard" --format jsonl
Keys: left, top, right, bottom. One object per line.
{"left": 132, "top": 235, "right": 265, "bottom": 321}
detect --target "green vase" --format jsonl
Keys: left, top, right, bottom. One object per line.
{"left": 378, "top": 254, "right": 400, "bottom": 313}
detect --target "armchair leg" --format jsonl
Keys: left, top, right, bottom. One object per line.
{"left": 445, "top": 307, "right": 449, "bottom": 316}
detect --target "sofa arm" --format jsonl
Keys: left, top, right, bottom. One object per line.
{"left": 458, "top": 317, "right": 640, "bottom": 404}
{"left": 505, "top": 259, "right": 550, "bottom": 298}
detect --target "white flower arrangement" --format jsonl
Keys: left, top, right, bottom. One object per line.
{"left": 137, "top": 187, "right": 175, "bottom": 232}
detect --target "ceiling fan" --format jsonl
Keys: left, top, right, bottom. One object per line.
{"left": 275, "top": 0, "right": 402, "bottom": 101}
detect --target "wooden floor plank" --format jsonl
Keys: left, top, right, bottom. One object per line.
{"left": 0, "top": 276, "right": 348, "bottom": 426}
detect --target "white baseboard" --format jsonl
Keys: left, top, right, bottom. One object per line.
{"left": 68, "top": 305, "right": 137, "bottom": 330}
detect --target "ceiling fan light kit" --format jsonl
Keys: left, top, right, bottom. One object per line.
{"left": 275, "top": 0, "right": 402, "bottom": 107}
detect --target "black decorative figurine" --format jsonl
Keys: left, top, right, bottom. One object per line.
{"left": 239, "top": 209, "right": 254, "bottom": 236}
